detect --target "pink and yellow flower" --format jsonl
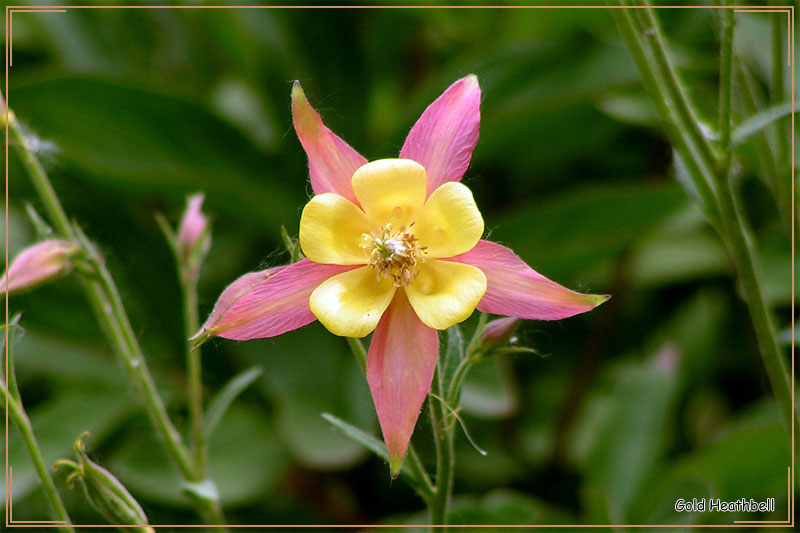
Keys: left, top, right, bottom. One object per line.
{"left": 202, "top": 76, "right": 608, "bottom": 475}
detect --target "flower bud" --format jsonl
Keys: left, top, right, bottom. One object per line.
{"left": 0, "top": 240, "right": 79, "bottom": 294}
{"left": 177, "top": 193, "right": 210, "bottom": 262}
{"left": 480, "top": 317, "right": 519, "bottom": 348}
{"left": 55, "top": 434, "right": 152, "bottom": 532}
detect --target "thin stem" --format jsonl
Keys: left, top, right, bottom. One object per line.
{"left": 634, "top": 2, "right": 719, "bottom": 176}
{"left": 445, "top": 350, "right": 483, "bottom": 409}
{"left": 3, "top": 95, "right": 225, "bottom": 527}
{"left": 770, "top": 1, "right": 789, "bottom": 163}
{"left": 2, "top": 381, "right": 73, "bottom": 532}
{"left": 610, "top": 4, "right": 722, "bottom": 230}
{"left": 405, "top": 443, "right": 435, "bottom": 504}
{"left": 182, "top": 266, "right": 206, "bottom": 478}
{"left": 718, "top": 4, "right": 734, "bottom": 175}
{"left": 428, "top": 367, "right": 454, "bottom": 530}
{"left": 346, "top": 337, "right": 367, "bottom": 372}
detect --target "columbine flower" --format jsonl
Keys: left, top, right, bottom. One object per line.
{"left": 201, "top": 76, "right": 608, "bottom": 475}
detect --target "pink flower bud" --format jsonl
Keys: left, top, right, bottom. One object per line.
{"left": 480, "top": 316, "right": 519, "bottom": 347}
{"left": 177, "top": 193, "right": 209, "bottom": 261}
{"left": 0, "top": 240, "right": 79, "bottom": 294}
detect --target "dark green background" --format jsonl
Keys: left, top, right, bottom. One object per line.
{"left": 3, "top": 1, "right": 794, "bottom": 527}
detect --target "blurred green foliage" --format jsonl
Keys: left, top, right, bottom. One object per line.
{"left": 2, "top": 1, "right": 794, "bottom": 527}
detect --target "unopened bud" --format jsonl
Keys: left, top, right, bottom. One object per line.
{"left": 480, "top": 317, "right": 519, "bottom": 348}
{"left": 177, "top": 193, "right": 210, "bottom": 262}
{"left": 55, "top": 434, "right": 152, "bottom": 532}
{"left": 0, "top": 240, "right": 79, "bottom": 294}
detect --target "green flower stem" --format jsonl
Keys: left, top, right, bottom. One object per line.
{"left": 736, "top": 60, "right": 785, "bottom": 225}
{"left": 634, "top": 2, "right": 719, "bottom": 181}
{"left": 3, "top": 94, "right": 225, "bottom": 527}
{"left": 428, "top": 366, "right": 454, "bottom": 530}
{"left": 718, "top": 4, "right": 734, "bottom": 176}
{"left": 346, "top": 337, "right": 367, "bottom": 372}
{"left": 612, "top": 3, "right": 800, "bottom": 457}
{"left": 2, "top": 380, "right": 73, "bottom": 532}
{"left": 770, "top": 1, "right": 789, "bottom": 164}
{"left": 181, "top": 265, "right": 207, "bottom": 479}
{"left": 610, "top": 5, "right": 722, "bottom": 230}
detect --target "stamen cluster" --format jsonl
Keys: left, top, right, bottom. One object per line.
{"left": 362, "top": 223, "right": 427, "bottom": 287}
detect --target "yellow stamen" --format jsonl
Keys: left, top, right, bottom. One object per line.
{"left": 362, "top": 223, "right": 427, "bottom": 287}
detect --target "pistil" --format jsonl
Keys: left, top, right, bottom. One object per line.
{"left": 362, "top": 223, "right": 427, "bottom": 287}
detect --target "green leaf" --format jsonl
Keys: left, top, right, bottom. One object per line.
{"left": 491, "top": 181, "right": 688, "bottom": 284}
{"left": 11, "top": 78, "right": 298, "bottom": 228}
{"left": 204, "top": 366, "right": 263, "bottom": 438}
{"left": 732, "top": 102, "right": 792, "bottom": 146}
{"left": 320, "top": 413, "right": 387, "bottom": 462}
{"left": 631, "top": 401, "right": 789, "bottom": 524}
{"left": 582, "top": 346, "right": 679, "bottom": 523}
{"left": 441, "top": 324, "right": 465, "bottom": 395}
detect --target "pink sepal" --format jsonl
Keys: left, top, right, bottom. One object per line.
{"left": 292, "top": 82, "right": 366, "bottom": 205}
{"left": 452, "top": 241, "right": 609, "bottom": 320}
{"left": 399, "top": 75, "right": 481, "bottom": 196}
{"left": 367, "top": 291, "right": 439, "bottom": 477}
{"left": 208, "top": 259, "right": 354, "bottom": 340}
{"left": 198, "top": 267, "right": 284, "bottom": 335}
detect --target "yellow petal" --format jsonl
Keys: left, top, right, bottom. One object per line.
{"left": 351, "top": 159, "right": 427, "bottom": 228}
{"left": 405, "top": 259, "right": 486, "bottom": 330}
{"left": 299, "top": 193, "right": 373, "bottom": 265}
{"left": 309, "top": 266, "right": 397, "bottom": 337}
{"left": 414, "top": 182, "right": 484, "bottom": 258}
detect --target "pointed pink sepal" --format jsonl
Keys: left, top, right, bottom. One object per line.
{"left": 400, "top": 75, "right": 481, "bottom": 197}
{"left": 197, "top": 267, "right": 284, "bottom": 335}
{"left": 292, "top": 82, "right": 366, "bottom": 205}
{"left": 452, "top": 240, "right": 609, "bottom": 320}
{"left": 367, "top": 291, "right": 439, "bottom": 477}
{"left": 207, "top": 259, "right": 354, "bottom": 340}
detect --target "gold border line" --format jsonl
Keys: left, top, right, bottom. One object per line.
{"left": 2, "top": 3, "right": 796, "bottom": 530}
{"left": 734, "top": 9, "right": 791, "bottom": 65}
{"left": 8, "top": 9, "right": 66, "bottom": 67}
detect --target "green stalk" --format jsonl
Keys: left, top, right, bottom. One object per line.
{"left": 181, "top": 265, "right": 207, "bottom": 479}
{"left": 428, "top": 366, "right": 454, "bottom": 530}
{"left": 3, "top": 383, "right": 74, "bottom": 533}
{"left": 346, "top": 337, "right": 367, "bottom": 372}
{"left": 718, "top": 5, "right": 734, "bottom": 176}
{"left": 610, "top": 5, "right": 722, "bottom": 231}
{"left": 3, "top": 325, "right": 72, "bottom": 531}
{"left": 3, "top": 94, "right": 225, "bottom": 527}
{"left": 770, "top": 4, "right": 789, "bottom": 164}
{"left": 612, "top": 2, "right": 800, "bottom": 456}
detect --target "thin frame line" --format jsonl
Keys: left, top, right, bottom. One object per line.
{"left": 7, "top": 9, "right": 67, "bottom": 67}
{"left": 2, "top": 2, "right": 796, "bottom": 529}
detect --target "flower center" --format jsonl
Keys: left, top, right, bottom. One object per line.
{"left": 362, "top": 223, "right": 427, "bottom": 287}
